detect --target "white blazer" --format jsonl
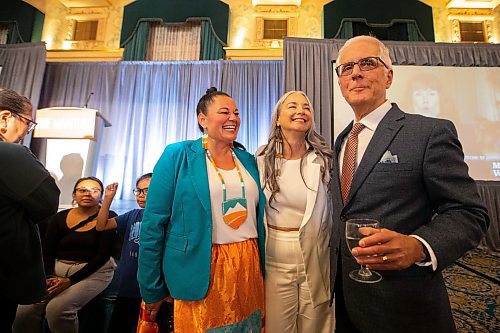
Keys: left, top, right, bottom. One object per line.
{"left": 256, "top": 148, "right": 333, "bottom": 307}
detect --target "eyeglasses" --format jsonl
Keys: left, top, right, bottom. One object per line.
{"left": 12, "top": 112, "right": 38, "bottom": 133}
{"left": 335, "top": 56, "right": 389, "bottom": 77}
{"left": 133, "top": 187, "right": 148, "bottom": 196}
{"left": 75, "top": 187, "right": 101, "bottom": 195}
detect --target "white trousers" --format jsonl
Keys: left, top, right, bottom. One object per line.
{"left": 265, "top": 229, "right": 333, "bottom": 333}
{"left": 13, "top": 258, "right": 115, "bottom": 333}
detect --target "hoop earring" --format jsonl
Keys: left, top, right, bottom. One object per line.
{"left": 202, "top": 128, "right": 208, "bottom": 149}
{"left": 275, "top": 125, "right": 283, "bottom": 159}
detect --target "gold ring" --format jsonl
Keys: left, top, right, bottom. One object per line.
{"left": 382, "top": 255, "right": 389, "bottom": 263}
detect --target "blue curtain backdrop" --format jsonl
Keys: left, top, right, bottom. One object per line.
{"left": 40, "top": 60, "right": 283, "bottom": 199}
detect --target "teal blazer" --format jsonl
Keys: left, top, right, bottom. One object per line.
{"left": 138, "top": 138, "right": 266, "bottom": 302}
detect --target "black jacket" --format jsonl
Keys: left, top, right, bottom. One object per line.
{"left": 0, "top": 142, "right": 60, "bottom": 304}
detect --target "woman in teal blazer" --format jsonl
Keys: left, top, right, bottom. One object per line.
{"left": 138, "top": 88, "right": 266, "bottom": 333}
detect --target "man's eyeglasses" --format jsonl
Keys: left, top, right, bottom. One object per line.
{"left": 335, "top": 56, "right": 389, "bottom": 77}
{"left": 133, "top": 188, "right": 149, "bottom": 196}
{"left": 75, "top": 187, "right": 101, "bottom": 195}
{"left": 12, "top": 112, "right": 37, "bottom": 133}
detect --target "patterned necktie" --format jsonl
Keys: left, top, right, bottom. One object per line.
{"left": 340, "top": 122, "right": 365, "bottom": 204}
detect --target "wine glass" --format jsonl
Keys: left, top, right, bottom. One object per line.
{"left": 345, "top": 218, "right": 382, "bottom": 283}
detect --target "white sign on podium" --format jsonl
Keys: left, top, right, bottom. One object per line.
{"left": 34, "top": 107, "right": 111, "bottom": 208}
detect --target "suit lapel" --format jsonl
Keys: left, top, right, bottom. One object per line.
{"left": 300, "top": 151, "right": 321, "bottom": 229}
{"left": 187, "top": 139, "right": 212, "bottom": 217}
{"left": 344, "top": 106, "right": 405, "bottom": 207}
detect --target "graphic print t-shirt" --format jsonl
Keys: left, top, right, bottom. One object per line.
{"left": 115, "top": 209, "right": 143, "bottom": 298}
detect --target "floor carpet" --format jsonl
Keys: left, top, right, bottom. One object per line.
{"left": 444, "top": 249, "right": 499, "bottom": 333}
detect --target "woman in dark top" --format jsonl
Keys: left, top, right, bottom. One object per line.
{"left": 13, "top": 177, "right": 117, "bottom": 333}
{"left": 0, "top": 88, "right": 59, "bottom": 333}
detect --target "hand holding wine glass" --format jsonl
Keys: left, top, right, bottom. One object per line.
{"left": 345, "top": 218, "right": 382, "bottom": 283}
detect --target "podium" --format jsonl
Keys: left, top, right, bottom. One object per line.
{"left": 33, "top": 107, "right": 111, "bottom": 208}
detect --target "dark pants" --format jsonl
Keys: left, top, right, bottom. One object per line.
{"left": 0, "top": 296, "right": 18, "bottom": 333}
{"left": 334, "top": 253, "right": 362, "bottom": 333}
{"left": 108, "top": 296, "right": 142, "bottom": 333}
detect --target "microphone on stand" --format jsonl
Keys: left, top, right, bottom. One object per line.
{"left": 84, "top": 92, "right": 94, "bottom": 108}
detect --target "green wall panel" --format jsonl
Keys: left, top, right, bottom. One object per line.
{"left": 324, "top": 0, "right": 434, "bottom": 41}
{"left": 122, "top": 0, "right": 229, "bottom": 44}
{"left": 0, "top": 0, "right": 40, "bottom": 43}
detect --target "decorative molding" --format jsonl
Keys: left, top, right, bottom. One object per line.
{"left": 446, "top": 0, "right": 500, "bottom": 10}
{"left": 451, "top": 18, "right": 461, "bottom": 42}
{"left": 252, "top": 0, "right": 300, "bottom": 5}
{"left": 484, "top": 20, "right": 494, "bottom": 42}
{"left": 254, "top": 3, "right": 298, "bottom": 46}
{"left": 448, "top": 14, "right": 495, "bottom": 20}
{"left": 46, "top": 48, "right": 124, "bottom": 62}
{"left": 254, "top": 5, "right": 298, "bottom": 14}
{"left": 224, "top": 46, "right": 283, "bottom": 60}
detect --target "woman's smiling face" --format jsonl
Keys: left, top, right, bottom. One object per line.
{"left": 198, "top": 95, "right": 240, "bottom": 145}
{"left": 277, "top": 92, "right": 312, "bottom": 137}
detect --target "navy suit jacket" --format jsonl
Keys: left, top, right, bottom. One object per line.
{"left": 330, "top": 104, "right": 489, "bottom": 333}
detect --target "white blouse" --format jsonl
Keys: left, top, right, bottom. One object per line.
{"left": 264, "top": 158, "right": 308, "bottom": 229}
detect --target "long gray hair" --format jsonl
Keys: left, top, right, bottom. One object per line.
{"left": 257, "top": 91, "right": 333, "bottom": 208}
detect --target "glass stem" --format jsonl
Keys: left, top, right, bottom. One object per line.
{"left": 358, "top": 265, "right": 373, "bottom": 277}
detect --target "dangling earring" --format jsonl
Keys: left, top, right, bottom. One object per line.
{"left": 275, "top": 124, "right": 283, "bottom": 159}
{"left": 202, "top": 128, "right": 208, "bottom": 149}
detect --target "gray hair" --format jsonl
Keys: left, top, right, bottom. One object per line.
{"left": 337, "top": 35, "right": 393, "bottom": 70}
{"left": 257, "top": 91, "right": 333, "bottom": 208}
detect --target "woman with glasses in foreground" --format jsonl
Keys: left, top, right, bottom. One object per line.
{"left": 0, "top": 88, "right": 59, "bottom": 332}
{"left": 14, "top": 177, "right": 117, "bottom": 333}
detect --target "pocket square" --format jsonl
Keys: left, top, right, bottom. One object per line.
{"left": 380, "top": 150, "right": 398, "bottom": 163}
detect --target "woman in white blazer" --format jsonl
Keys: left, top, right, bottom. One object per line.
{"left": 256, "top": 91, "right": 333, "bottom": 333}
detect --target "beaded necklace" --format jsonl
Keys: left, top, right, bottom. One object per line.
{"left": 206, "top": 149, "right": 248, "bottom": 229}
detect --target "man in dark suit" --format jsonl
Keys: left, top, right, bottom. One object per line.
{"left": 330, "top": 36, "right": 489, "bottom": 333}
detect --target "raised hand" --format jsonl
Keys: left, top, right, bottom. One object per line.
{"left": 104, "top": 182, "right": 119, "bottom": 199}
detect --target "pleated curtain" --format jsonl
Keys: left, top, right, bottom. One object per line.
{"left": 40, "top": 60, "right": 283, "bottom": 199}
{"left": 147, "top": 21, "right": 201, "bottom": 61}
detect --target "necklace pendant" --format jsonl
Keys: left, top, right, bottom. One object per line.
{"left": 222, "top": 198, "right": 248, "bottom": 229}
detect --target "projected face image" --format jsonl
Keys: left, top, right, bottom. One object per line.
{"left": 412, "top": 88, "right": 440, "bottom": 117}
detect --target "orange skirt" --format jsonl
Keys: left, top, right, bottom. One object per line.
{"left": 174, "top": 238, "right": 264, "bottom": 333}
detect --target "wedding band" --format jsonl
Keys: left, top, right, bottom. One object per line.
{"left": 382, "top": 255, "right": 389, "bottom": 263}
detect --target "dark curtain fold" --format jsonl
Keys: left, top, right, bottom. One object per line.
{"left": 200, "top": 20, "right": 225, "bottom": 60}
{"left": 0, "top": 42, "right": 46, "bottom": 145}
{"left": 122, "top": 20, "right": 150, "bottom": 61}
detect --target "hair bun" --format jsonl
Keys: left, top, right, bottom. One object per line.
{"left": 205, "top": 87, "right": 218, "bottom": 95}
